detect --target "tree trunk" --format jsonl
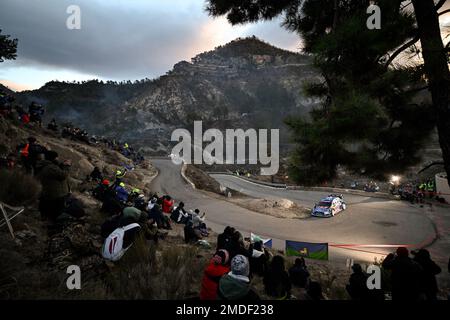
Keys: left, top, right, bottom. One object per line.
{"left": 412, "top": 0, "right": 450, "bottom": 186}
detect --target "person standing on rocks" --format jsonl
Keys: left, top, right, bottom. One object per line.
{"left": 36, "top": 150, "right": 71, "bottom": 222}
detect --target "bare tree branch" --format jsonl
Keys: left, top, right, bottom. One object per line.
{"left": 404, "top": 85, "right": 429, "bottom": 94}
{"left": 418, "top": 161, "right": 445, "bottom": 174}
{"left": 435, "top": 0, "right": 447, "bottom": 11}
{"left": 384, "top": 35, "right": 420, "bottom": 68}
{"left": 438, "top": 9, "right": 450, "bottom": 16}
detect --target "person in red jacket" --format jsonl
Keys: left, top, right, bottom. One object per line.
{"left": 162, "top": 195, "right": 174, "bottom": 214}
{"left": 200, "top": 249, "right": 230, "bottom": 300}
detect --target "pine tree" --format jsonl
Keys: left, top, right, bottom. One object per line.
{"left": 207, "top": 0, "right": 447, "bottom": 185}
{"left": 0, "top": 29, "right": 18, "bottom": 62}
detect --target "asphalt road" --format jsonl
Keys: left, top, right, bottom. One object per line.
{"left": 150, "top": 159, "right": 438, "bottom": 263}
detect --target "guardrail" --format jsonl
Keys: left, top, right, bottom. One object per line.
{"left": 208, "top": 172, "right": 397, "bottom": 199}
{"left": 208, "top": 172, "right": 287, "bottom": 189}
{"left": 286, "top": 185, "right": 395, "bottom": 200}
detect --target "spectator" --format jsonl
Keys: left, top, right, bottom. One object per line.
{"left": 304, "top": 281, "right": 324, "bottom": 300}
{"left": 200, "top": 250, "right": 230, "bottom": 300}
{"left": 89, "top": 166, "right": 103, "bottom": 182}
{"left": 249, "top": 240, "right": 270, "bottom": 277}
{"left": 47, "top": 118, "right": 58, "bottom": 131}
{"left": 18, "top": 137, "right": 47, "bottom": 174}
{"left": 346, "top": 264, "right": 369, "bottom": 300}
{"left": 412, "top": 249, "right": 441, "bottom": 300}
{"left": 184, "top": 220, "right": 201, "bottom": 243}
{"left": 217, "top": 255, "right": 260, "bottom": 300}
{"left": 35, "top": 151, "right": 71, "bottom": 222}
{"left": 191, "top": 209, "right": 206, "bottom": 228}
{"left": 225, "top": 230, "right": 251, "bottom": 259}
{"left": 121, "top": 207, "right": 143, "bottom": 224}
{"left": 114, "top": 182, "right": 129, "bottom": 204}
{"left": 92, "top": 179, "right": 110, "bottom": 202}
{"left": 148, "top": 199, "right": 171, "bottom": 230}
{"left": 263, "top": 255, "right": 291, "bottom": 299}
{"left": 289, "top": 257, "right": 310, "bottom": 288}
{"left": 147, "top": 196, "right": 157, "bottom": 211}
{"left": 28, "top": 101, "right": 45, "bottom": 126}
{"left": 162, "top": 195, "right": 174, "bottom": 214}
{"left": 382, "top": 247, "right": 423, "bottom": 301}
{"left": 170, "top": 202, "right": 189, "bottom": 224}
{"left": 133, "top": 194, "right": 147, "bottom": 211}
{"left": 217, "top": 226, "right": 235, "bottom": 250}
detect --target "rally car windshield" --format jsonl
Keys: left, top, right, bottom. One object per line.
{"left": 318, "top": 201, "right": 331, "bottom": 207}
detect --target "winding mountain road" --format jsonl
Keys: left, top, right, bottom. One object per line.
{"left": 150, "top": 159, "right": 440, "bottom": 263}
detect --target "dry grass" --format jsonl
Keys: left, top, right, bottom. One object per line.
{"left": 95, "top": 234, "right": 206, "bottom": 299}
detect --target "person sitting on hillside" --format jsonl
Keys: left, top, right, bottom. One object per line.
{"left": 200, "top": 249, "right": 231, "bottom": 300}
{"left": 288, "top": 257, "right": 310, "bottom": 288}
{"left": 18, "top": 137, "right": 47, "bottom": 174}
{"left": 28, "top": 101, "right": 45, "bottom": 126}
{"left": 0, "top": 152, "right": 16, "bottom": 170}
{"left": 263, "top": 255, "right": 291, "bottom": 299}
{"left": 162, "top": 195, "right": 174, "bottom": 214}
{"left": 100, "top": 182, "right": 123, "bottom": 216}
{"left": 302, "top": 281, "right": 324, "bottom": 300}
{"left": 148, "top": 198, "right": 171, "bottom": 230}
{"left": 184, "top": 220, "right": 201, "bottom": 243}
{"left": 170, "top": 202, "right": 189, "bottom": 224}
{"left": 346, "top": 264, "right": 369, "bottom": 300}
{"left": 189, "top": 209, "right": 208, "bottom": 237}
{"left": 217, "top": 226, "right": 235, "bottom": 251}
{"left": 89, "top": 166, "right": 103, "bottom": 182}
{"left": 121, "top": 206, "right": 143, "bottom": 224}
{"left": 0, "top": 92, "right": 13, "bottom": 117}
{"left": 114, "top": 182, "right": 129, "bottom": 204}
{"left": 191, "top": 209, "right": 205, "bottom": 228}
{"left": 127, "top": 188, "right": 141, "bottom": 204}
{"left": 92, "top": 179, "right": 110, "bottom": 201}
{"left": 225, "top": 230, "right": 251, "bottom": 259}
{"left": 249, "top": 240, "right": 270, "bottom": 277}
{"left": 217, "top": 255, "right": 260, "bottom": 300}
{"left": 133, "top": 194, "right": 147, "bottom": 211}
{"left": 147, "top": 196, "right": 157, "bottom": 211}
{"left": 47, "top": 118, "right": 58, "bottom": 131}
{"left": 112, "top": 168, "right": 127, "bottom": 188}
{"left": 35, "top": 151, "right": 71, "bottom": 222}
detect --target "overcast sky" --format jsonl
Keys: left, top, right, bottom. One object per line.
{"left": 0, "top": 0, "right": 301, "bottom": 91}
{"left": 1, "top": 1, "right": 449, "bottom": 92}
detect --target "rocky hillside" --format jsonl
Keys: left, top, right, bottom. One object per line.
{"left": 16, "top": 37, "right": 320, "bottom": 154}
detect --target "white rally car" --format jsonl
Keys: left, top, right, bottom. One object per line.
{"left": 311, "top": 194, "right": 347, "bottom": 217}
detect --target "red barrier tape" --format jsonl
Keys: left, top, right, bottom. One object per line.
{"left": 328, "top": 233, "right": 437, "bottom": 256}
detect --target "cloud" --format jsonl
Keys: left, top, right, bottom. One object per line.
{"left": 0, "top": 0, "right": 299, "bottom": 87}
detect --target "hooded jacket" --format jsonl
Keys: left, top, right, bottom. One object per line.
{"left": 200, "top": 262, "right": 230, "bottom": 300}
{"left": 115, "top": 185, "right": 129, "bottom": 203}
{"left": 162, "top": 198, "right": 174, "bottom": 214}
{"left": 217, "top": 274, "right": 260, "bottom": 300}
{"left": 36, "top": 160, "right": 70, "bottom": 199}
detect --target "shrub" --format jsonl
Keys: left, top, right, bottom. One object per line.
{"left": 105, "top": 235, "right": 204, "bottom": 299}
{"left": 0, "top": 169, "right": 41, "bottom": 206}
